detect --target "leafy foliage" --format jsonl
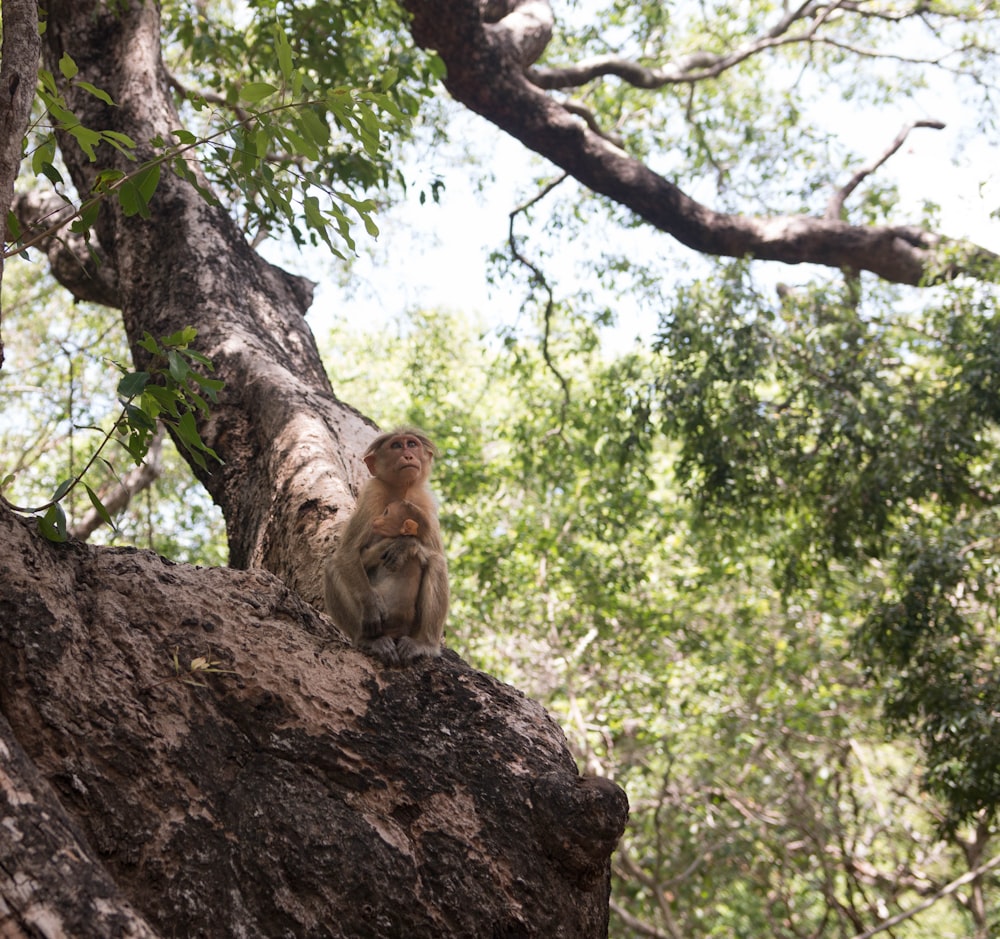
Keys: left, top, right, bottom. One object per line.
{"left": 0, "top": 312, "right": 223, "bottom": 544}
{"left": 324, "top": 305, "right": 999, "bottom": 937}
{"left": 160, "top": 0, "right": 439, "bottom": 248}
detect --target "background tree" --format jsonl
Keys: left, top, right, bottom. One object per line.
{"left": 332, "top": 307, "right": 1000, "bottom": 938}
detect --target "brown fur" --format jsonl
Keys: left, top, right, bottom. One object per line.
{"left": 324, "top": 430, "right": 449, "bottom": 666}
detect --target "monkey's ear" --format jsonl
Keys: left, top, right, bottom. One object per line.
{"left": 363, "top": 452, "right": 379, "bottom": 475}
{"left": 401, "top": 519, "right": 418, "bottom": 536}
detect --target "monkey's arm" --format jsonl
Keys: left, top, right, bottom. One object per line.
{"left": 324, "top": 518, "right": 388, "bottom": 641}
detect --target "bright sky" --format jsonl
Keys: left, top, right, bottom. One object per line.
{"left": 267, "top": 72, "right": 998, "bottom": 349}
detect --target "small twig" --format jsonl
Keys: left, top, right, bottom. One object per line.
{"left": 826, "top": 119, "right": 946, "bottom": 219}
{"left": 507, "top": 174, "right": 572, "bottom": 433}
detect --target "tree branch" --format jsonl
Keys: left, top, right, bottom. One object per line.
{"left": 12, "top": 190, "right": 122, "bottom": 307}
{"left": 827, "top": 119, "right": 947, "bottom": 220}
{"left": 401, "top": 0, "right": 998, "bottom": 285}
{"left": 527, "top": 0, "right": 979, "bottom": 90}
{"left": 848, "top": 851, "right": 1000, "bottom": 939}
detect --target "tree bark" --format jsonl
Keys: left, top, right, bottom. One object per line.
{"left": 0, "top": 0, "right": 41, "bottom": 368}
{"left": 0, "top": 1, "right": 628, "bottom": 935}
{"left": 0, "top": 506, "right": 627, "bottom": 937}
{"left": 401, "top": 0, "right": 998, "bottom": 285}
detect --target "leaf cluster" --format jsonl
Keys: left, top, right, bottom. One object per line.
{"left": 1, "top": 327, "right": 222, "bottom": 543}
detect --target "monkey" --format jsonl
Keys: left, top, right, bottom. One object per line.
{"left": 367, "top": 498, "right": 426, "bottom": 542}
{"left": 324, "top": 428, "right": 449, "bottom": 666}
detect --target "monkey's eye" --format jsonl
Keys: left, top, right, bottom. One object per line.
{"left": 405, "top": 439, "right": 420, "bottom": 449}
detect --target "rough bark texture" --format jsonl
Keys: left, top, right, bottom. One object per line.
{"left": 401, "top": 0, "right": 998, "bottom": 285}
{"left": 38, "top": 0, "right": 369, "bottom": 608}
{"left": 0, "top": 507, "right": 627, "bottom": 937}
{"left": 0, "top": 0, "right": 42, "bottom": 368}
{"left": 0, "top": 1, "right": 628, "bottom": 935}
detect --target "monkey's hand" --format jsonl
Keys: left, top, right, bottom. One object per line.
{"left": 379, "top": 538, "right": 420, "bottom": 572}
{"left": 360, "top": 593, "right": 387, "bottom": 639}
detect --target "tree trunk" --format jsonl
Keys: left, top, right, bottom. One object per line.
{"left": 0, "top": 0, "right": 41, "bottom": 368}
{"left": 40, "top": 0, "right": 367, "bottom": 608}
{"left": 0, "top": 1, "right": 628, "bottom": 935}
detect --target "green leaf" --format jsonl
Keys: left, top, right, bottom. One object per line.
{"left": 136, "top": 163, "right": 161, "bottom": 204}
{"left": 100, "top": 129, "right": 137, "bottom": 153}
{"left": 52, "top": 478, "right": 74, "bottom": 501}
{"left": 380, "top": 67, "right": 399, "bottom": 91}
{"left": 167, "top": 350, "right": 190, "bottom": 383}
{"left": 123, "top": 402, "right": 156, "bottom": 433}
{"left": 274, "top": 25, "right": 294, "bottom": 80}
{"left": 137, "top": 332, "right": 162, "bottom": 356}
{"left": 240, "top": 82, "right": 279, "bottom": 104}
{"left": 75, "top": 80, "right": 114, "bottom": 106}
{"left": 94, "top": 168, "right": 126, "bottom": 191}
{"left": 162, "top": 327, "right": 198, "bottom": 348}
{"left": 117, "top": 180, "right": 141, "bottom": 217}
{"left": 67, "top": 124, "right": 102, "bottom": 161}
{"left": 70, "top": 200, "right": 101, "bottom": 235}
{"left": 85, "top": 484, "right": 117, "bottom": 531}
{"left": 39, "top": 504, "right": 68, "bottom": 543}
{"left": 118, "top": 371, "right": 151, "bottom": 398}
{"left": 141, "top": 385, "right": 181, "bottom": 417}
{"left": 40, "top": 162, "right": 64, "bottom": 186}
{"left": 58, "top": 52, "right": 78, "bottom": 80}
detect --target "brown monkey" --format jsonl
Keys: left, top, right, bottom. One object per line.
{"left": 368, "top": 499, "right": 425, "bottom": 541}
{"left": 324, "top": 429, "right": 449, "bottom": 666}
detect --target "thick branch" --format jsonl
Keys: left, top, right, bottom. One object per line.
{"left": 12, "top": 190, "right": 122, "bottom": 307}
{"left": 403, "top": 0, "right": 998, "bottom": 285}
{"left": 0, "top": 709, "right": 161, "bottom": 937}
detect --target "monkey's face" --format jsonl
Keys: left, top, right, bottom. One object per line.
{"left": 388, "top": 435, "right": 426, "bottom": 475}
{"left": 365, "top": 434, "right": 431, "bottom": 485}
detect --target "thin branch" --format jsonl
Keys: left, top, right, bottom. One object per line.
{"left": 827, "top": 119, "right": 946, "bottom": 219}
{"left": 507, "top": 174, "right": 572, "bottom": 431}
{"left": 528, "top": 0, "right": 978, "bottom": 91}
{"left": 848, "top": 851, "right": 1000, "bottom": 939}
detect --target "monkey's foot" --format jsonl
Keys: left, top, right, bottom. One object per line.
{"left": 396, "top": 636, "right": 441, "bottom": 666}
{"left": 364, "top": 635, "right": 401, "bottom": 667}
